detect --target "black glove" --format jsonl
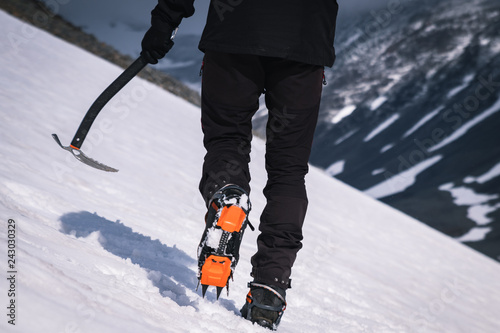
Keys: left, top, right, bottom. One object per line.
{"left": 141, "top": 26, "right": 174, "bottom": 64}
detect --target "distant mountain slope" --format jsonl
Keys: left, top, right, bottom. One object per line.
{"left": 308, "top": 0, "right": 500, "bottom": 261}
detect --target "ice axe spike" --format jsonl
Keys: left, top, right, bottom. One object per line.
{"left": 52, "top": 55, "right": 148, "bottom": 172}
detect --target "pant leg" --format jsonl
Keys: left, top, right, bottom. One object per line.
{"left": 251, "top": 58, "right": 324, "bottom": 289}
{"left": 199, "top": 51, "right": 265, "bottom": 204}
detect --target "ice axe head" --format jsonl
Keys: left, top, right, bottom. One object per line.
{"left": 52, "top": 134, "right": 118, "bottom": 172}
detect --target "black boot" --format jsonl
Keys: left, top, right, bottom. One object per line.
{"left": 240, "top": 282, "right": 287, "bottom": 330}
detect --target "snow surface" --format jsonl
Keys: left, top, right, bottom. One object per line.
{"left": 455, "top": 227, "right": 492, "bottom": 243}
{"left": 369, "top": 96, "right": 388, "bottom": 111}
{"left": 364, "top": 156, "right": 443, "bottom": 199}
{"left": 464, "top": 161, "right": 500, "bottom": 184}
{"left": 331, "top": 105, "right": 357, "bottom": 124}
{"left": 380, "top": 143, "right": 394, "bottom": 153}
{"left": 325, "top": 160, "right": 345, "bottom": 177}
{"left": 363, "top": 114, "right": 400, "bottom": 142}
{"left": 439, "top": 182, "right": 500, "bottom": 240}
{"left": 402, "top": 107, "right": 442, "bottom": 139}
{"left": 439, "top": 183, "right": 499, "bottom": 206}
{"left": 446, "top": 74, "right": 475, "bottom": 99}
{"left": 371, "top": 168, "right": 386, "bottom": 176}
{"left": 428, "top": 97, "right": 500, "bottom": 152}
{"left": 334, "top": 129, "right": 358, "bottom": 145}
{"left": 2, "top": 11, "right": 500, "bottom": 333}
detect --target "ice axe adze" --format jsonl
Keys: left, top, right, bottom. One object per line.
{"left": 52, "top": 55, "right": 149, "bottom": 172}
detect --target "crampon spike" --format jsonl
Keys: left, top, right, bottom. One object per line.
{"left": 201, "top": 284, "right": 209, "bottom": 298}
{"left": 216, "top": 287, "right": 224, "bottom": 300}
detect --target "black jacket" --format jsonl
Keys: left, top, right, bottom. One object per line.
{"left": 152, "top": 0, "right": 338, "bottom": 67}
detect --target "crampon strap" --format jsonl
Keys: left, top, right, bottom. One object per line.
{"left": 247, "top": 282, "right": 287, "bottom": 312}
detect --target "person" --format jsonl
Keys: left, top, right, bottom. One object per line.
{"left": 141, "top": 0, "right": 338, "bottom": 330}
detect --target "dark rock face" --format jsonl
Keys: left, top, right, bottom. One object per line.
{"left": 0, "top": 0, "right": 200, "bottom": 106}
{"left": 307, "top": 0, "right": 500, "bottom": 261}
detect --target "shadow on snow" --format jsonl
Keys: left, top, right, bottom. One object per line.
{"left": 58, "top": 211, "right": 239, "bottom": 313}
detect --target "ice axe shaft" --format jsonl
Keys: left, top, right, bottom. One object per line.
{"left": 52, "top": 55, "right": 148, "bottom": 172}
{"left": 70, "top": 55, "right": 148, "bottom": 149}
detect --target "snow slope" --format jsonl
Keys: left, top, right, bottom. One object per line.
{"left": 1, "top": 10, "right": 500, "bottom": 333}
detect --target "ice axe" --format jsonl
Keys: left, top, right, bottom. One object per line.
{"left": 52, "top": 28, "right": 178, "bottom": 172}
{"left": 52, "top": 55, "right": 148, "bottom": 172}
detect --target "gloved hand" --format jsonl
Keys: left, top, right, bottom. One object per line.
{"left": 141, "top": 26, "right": 174, "bottom": 64}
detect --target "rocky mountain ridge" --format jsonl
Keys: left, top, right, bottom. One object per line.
{"left": 308, "top": 0, "right": 500, "bottom": 261}
{"left": 0, "top": 0, "right": 200, "bottom": 106}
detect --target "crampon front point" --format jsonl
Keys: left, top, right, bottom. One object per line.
{"left": 197, "top": 185, "right": 253, "bottom": 299}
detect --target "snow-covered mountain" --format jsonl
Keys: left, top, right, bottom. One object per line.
{"left": 2, "top": 9, "right": 500, "bottom": 333}
{"left": 309, "top": 0, "right": 500, "bottom": 262}
{"left": 41, "top": 0, "right": 500, "bottom": 262}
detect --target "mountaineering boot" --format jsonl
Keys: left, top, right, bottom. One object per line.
{"left": 240, "top": 282, "right": 287, "bottom": 330}
{"left": 197, "top": 184, "right": 253, "bottom": 299}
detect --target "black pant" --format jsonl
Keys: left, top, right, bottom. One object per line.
{"left": 199, "top": 51, "right": 323, "bottom": 289}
